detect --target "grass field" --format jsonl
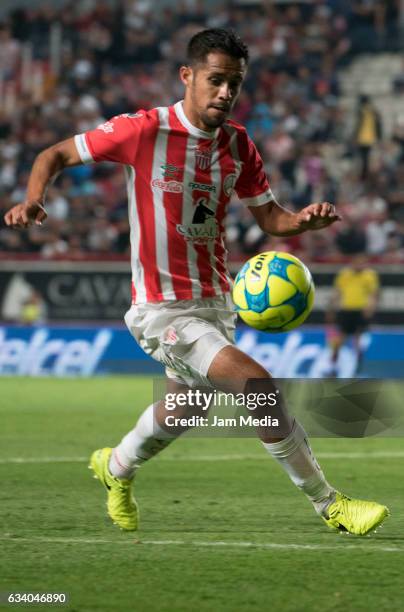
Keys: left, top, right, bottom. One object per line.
{"left": 1, "top": 376, "right": 404, "bottom": 612}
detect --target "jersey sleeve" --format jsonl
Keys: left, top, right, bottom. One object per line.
{"left": 235, "top": 132, "right": 275, "bottom": 207}
{"left": 74, "top": 112, "right": 145, "bottom": 166}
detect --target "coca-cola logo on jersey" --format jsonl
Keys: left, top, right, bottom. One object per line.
{"left": 151, "top": 179, "right": 184, "bottom": 193}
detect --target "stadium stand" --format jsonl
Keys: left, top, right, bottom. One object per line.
{"left": 0, "top": 0, "right": 403, "bottom": 264}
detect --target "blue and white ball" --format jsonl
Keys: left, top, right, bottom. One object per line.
{"left": 232, "top": 251, "right": 315, "bottom": 333}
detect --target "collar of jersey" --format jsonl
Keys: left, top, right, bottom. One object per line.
{"left": 174, "top": 101, "right": 220, "bottom": 140}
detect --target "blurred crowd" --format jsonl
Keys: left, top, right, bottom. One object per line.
{"left": 0, "top": 0, "right": 404, "bottom": 263}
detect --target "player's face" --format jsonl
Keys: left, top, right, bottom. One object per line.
{"left": 181, "top": 52, "right": 246, "bottom": 131}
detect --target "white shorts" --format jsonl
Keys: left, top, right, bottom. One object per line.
{"left": 124, "top": 294, "right": 237, "bottom": 387}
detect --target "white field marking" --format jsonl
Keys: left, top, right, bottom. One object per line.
{"left": 1, "top": 451, "right": 404, "bottom": 464}
{"left": 0, "top": 535, "right": 402, "bottom": 553}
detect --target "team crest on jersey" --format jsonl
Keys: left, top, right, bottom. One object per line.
{"left": 195, "top": 143, "right": 216, "bottom": 171}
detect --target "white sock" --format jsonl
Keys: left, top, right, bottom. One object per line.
{"left": 109, "top": 403, "right": 175, "bottom": 479}
{"left": 263, "top": 419, "right": 335, "bottom": 516}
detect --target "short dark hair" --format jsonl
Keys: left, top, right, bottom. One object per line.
{"left": 186, "top": 28, "right": 249, "bottom": 65}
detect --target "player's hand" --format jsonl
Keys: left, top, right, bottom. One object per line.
{"left": 296, "top": 202, "right": 341, "bottom": 231}
{"left": 4, "top": 200, "right": 47, "bottom": 228}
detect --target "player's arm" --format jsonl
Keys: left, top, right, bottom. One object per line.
{"left": 235, "top": 134, "right": 340, "bottom": 236}
{"left": 4, "top": 138, "right": 82, "bottom": 228}
{"left": 249, "top": 199, "right": 341, "bottom": 237}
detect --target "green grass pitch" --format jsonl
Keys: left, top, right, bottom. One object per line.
{"left": 1, "top": 376, "right": 404, "bottom": 612}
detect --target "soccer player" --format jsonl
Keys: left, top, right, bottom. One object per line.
{"left": 4, "top": 29, "right": 388, "bottom": 535}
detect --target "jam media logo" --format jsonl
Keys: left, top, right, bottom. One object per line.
{"left": 151, "top": 178, "right": 183, "bottom": 193}
{"left": 176, "top": 197, "right": 219, "bottom": 244}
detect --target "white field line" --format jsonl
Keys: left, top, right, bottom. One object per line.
{"left": 0, "top": 535, "right": 402, "bottom": 553}
{"left": 1, "top": 451, "right": 404, "bottom": 464}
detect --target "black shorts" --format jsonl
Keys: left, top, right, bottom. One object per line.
{"left": 337, "top": 310, "right": 368, "bottom": 336}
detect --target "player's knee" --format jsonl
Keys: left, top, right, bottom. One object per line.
{"left": 208, "top": 344, "right": 270, "bottom": 390}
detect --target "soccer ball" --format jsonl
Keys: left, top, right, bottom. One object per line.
{"left": 232, "top": 251, "right": 315, "bottom": 333}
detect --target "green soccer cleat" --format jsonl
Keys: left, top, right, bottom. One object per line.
{"left": 89, "top": 447, "right": 139, "bottom": 531}
{"left": 323, "top": 491, "right": 389, "bottom": 536}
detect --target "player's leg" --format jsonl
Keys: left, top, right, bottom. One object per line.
{"left": 353, "top": 312, "right": 368, "bottom": 374}
{"left": 329, "top": 331, "right": 346, "bottom": 376}
{"left": 330, "top": 310, "right": 353, "bottom": 376}
{"left": 207, "top": 345, "right": 336, "bottom": 516}
{"left": 90, "top": 299, "right": 214, "bottom": 531}
{"left": 207, "top": 344, "right": 389, "bottom": 535}
{"left": 109, "top": 378, "right": 204, "bottom": 479}
{"left": 91, "top": 295, "right": 388, "bottom": 534}
{"left": 90, "top": 378, "right": 199, "bottom": 531}
{"left": 353, "top": 332, "right": 363, "bottom": 374}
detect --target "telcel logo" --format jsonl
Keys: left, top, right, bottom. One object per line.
{"left": 0, "top": 329, "right": 112, "bottom": 376}
{"left": 237, "top": 330, "right": 359, "bottom": 378}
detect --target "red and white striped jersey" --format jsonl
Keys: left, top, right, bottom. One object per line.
{"left": 74, "top": 101, "right": 274, "bottom": 304}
